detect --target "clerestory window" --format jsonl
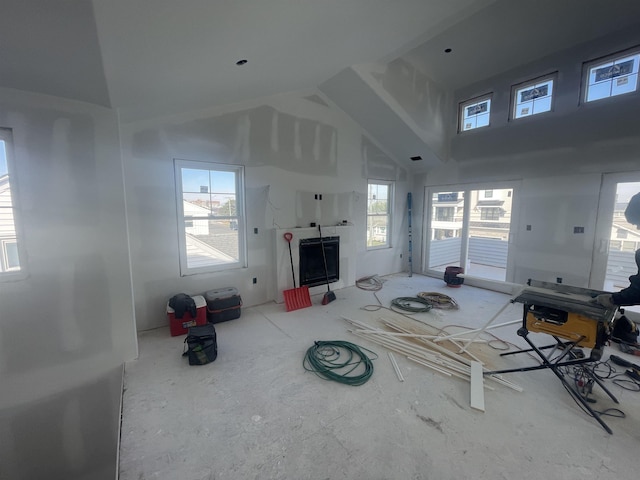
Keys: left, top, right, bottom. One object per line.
{"left": 511, "top": 73, "right": 555, "bottom": 119}
{"left": 459, "top": 94, "right": 492, "bottom": 132}
{"left": 583, "top": 48, "right": 640, "bottom": 103}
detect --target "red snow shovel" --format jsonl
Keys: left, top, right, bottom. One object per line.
{"left": 282, "top": 232, "right": 312, "bottom": 312}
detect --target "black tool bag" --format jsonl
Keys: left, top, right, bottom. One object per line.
{"left": 612, "top": 315, "right": 639, "bottom": 344}
{"left": 182, "top": 324, "right": 217, "bottom": 365}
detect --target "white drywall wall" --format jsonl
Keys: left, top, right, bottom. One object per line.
{"left": 121, "top": 90, "right": 408, "bottom": 331}
{"left": 412, "top": 26, "right": 640, "bottom": 289}
{"left": 0, "top": 88, "right": 136, "bottom": 477}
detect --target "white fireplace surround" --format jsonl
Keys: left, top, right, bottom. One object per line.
{"left": 274, "top": 225, "right": 356, "bottom": 303}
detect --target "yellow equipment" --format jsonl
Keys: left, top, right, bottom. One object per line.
{"left": 487, "top": 279, "right": 619, "bottom": 434}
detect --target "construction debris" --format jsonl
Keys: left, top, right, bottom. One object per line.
{"left": 417, "top": 291, "right": 459, "bottom": 309}
{"left": 342, "top": 316, "right": 522, "bottom": 394}
{"left": 388, "top": 352, "right": 404, "bottom": 382}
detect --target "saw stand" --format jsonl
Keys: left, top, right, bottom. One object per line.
{"left": 485, "top": 280, "right": 620, "bottom": 434}
{"left": 489, "top": 326, "right": 618, "bottom": 434}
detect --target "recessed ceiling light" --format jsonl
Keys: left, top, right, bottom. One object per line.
{"left": 236, "top": 59, "right": 248, "bottom": 66}
{"left": 444, "top": 48, "right": 452, "bottom": 53}
{"left": 410, "top": 156, "right": 422, "bottom": 161}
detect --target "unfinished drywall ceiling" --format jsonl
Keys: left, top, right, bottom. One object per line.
{"left": 3, "top": 0, "right": 639, "bottom": 171}
{"left": 92, "top": 0, "right": 485, "bottom": 121}
{"left": 3, "top": 1, "right": 639, "bottom": 122}
{"left": 319, "top": 66, "right": 446, "bottom": 170}
{"left": 0, "top": 0, "right": 110, "bottom": 106}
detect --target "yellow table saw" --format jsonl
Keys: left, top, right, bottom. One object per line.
{"left": 486, "top": 279, "right": 620, "bottom": 433}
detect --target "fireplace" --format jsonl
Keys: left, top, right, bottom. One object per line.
{"left": 274, "top": 225, "right": 354, "bottom": 304}
{"left": 299, "top": 236, "right": 339, "bottom": 287}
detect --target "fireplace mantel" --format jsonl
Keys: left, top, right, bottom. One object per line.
{"left": 274, "top": 225, "right": 356, "bottom": 303}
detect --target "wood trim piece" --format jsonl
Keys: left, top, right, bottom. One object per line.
{"left": 470, "top": 361, "right": 485, "bottom": 412}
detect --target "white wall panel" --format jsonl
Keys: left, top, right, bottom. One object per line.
{"left": 121, "top": 90, "right": 408, "bottom": 331}
{"left": 0, "top": 88, "right": 136, "bottom": 479}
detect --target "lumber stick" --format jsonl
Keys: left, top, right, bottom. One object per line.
{"left": 388, "top": 352, "right": 404, "bottom": 382}
{"left": 343, "top": 316, "right": 522, "bottom": 391}
{"left": 470, "top": 361, "right": 485, "bottom": 412}
{"left": 380, "top": 317, "right": 473, "bottom": 366}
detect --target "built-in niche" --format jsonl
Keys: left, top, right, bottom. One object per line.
{"left": 299, "top": 236, "right": 339, "bottom": 287}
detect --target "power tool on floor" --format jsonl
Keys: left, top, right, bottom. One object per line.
{"left": 609, "top": 354, "right": 640, "bottom": 381}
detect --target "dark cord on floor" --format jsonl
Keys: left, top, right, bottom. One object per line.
{"left": 303, "top": 340, "right": 377, "bottom": 386}
{"left": 390, "top": 296, "right": 433, "bottom": 313}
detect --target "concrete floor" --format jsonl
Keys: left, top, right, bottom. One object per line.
{"left": 119, "top": 274, "right": 640, "bottom": 480}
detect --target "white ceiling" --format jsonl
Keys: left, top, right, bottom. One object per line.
{"left": 2, "top": 0, "right": 639, "bottom": 123}
{"left": 91, "top": 0, "right": 485, "bottom": 121}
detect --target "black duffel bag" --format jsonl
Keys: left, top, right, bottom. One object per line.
{"left": 182, "top": 323, "right": 217, "bottom": 365}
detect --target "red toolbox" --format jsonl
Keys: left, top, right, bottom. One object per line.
{"left": 167, "top": 295, "right": 207, "bottom": 336}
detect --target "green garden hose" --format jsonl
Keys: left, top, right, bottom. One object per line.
{"left": 303, "top": 340, "right": 377, "bottom": 386}
{"left": 390, "top": 296, "right": 433, "bottom": 313}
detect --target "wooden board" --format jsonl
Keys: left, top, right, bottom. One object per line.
{"left": 470, "top": 361, "right": 485, "bottom": 412}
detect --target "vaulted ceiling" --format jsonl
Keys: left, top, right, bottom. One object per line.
{"left": 2, "top": 0, "right": 639, "bottom": 167}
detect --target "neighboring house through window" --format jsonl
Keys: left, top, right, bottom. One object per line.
{"left": 480, "top": 207, "right": 501, "bottom": 221}
{"left": 436, "top": 207, "right": 454, "bottom": 222}
{"left": 0, "top": 129, "right": 23, "bottom": 277}
{"left": 367, "top": 181, "right": 392, "bottom": 248}
{"left": 174, "top": 159, "right": 246, "bottom": 275}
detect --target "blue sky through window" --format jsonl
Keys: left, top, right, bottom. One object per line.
{"left": 181, "top": 167, "right": 236, "bottom": 205}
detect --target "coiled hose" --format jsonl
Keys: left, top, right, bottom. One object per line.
{"left": 390, "top": 296, "right": 433, "bottom": 313}
{"left": 303, "top": 340, "right": 377, "bottom": 386}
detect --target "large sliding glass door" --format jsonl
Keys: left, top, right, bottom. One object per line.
{"left": 592, "top": 173, "right": 640, "bottom": 319}
{"left": 427, "top": 190, "right": 466, "bottom": 272}
{"left": 425, "top": 183, "right": 518, "bottom": 283}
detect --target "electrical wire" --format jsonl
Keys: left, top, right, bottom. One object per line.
{"left": 417, "top": 291, "right": 459, "bottom": 310}
{"left": 356, "top": 275, "right": 384, "bottom": 291}
{"left": 556, "top": 360, "right": 635, "bottom": 422}
{"left": 593, "top": 359, "right": 640, "bottom": 391}
{"left": 390, "top": 296, "right": 433, "bottom": 314}
{"left": 303, "top": 340, "right": 377, "bottom": 386}
{"left": 361, "top": 302, "right": 437, "bottom": 328}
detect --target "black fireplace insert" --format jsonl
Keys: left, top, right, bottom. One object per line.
{"left": 299, "top": 236, "right": 339, "bottom": 287}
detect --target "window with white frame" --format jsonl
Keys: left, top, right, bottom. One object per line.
{"left": 367, "top": 181, "right": 392, "bottom": 248}
{"left": 480, "top": 207, "right": 501, "bottom": 221}
{"left": 436, "top": 206, "right": 454, "bottom": 222}
{"left": 2, "top": 240, "right": 19, "bottom": 270}
{"left": 459, "top": 94, "right": 492, "bottom": 132}
{"left": 0, "top": 130, "right": 24, "bottom": 278}
{"left": 583, "top": 48, "right": 640, "bottom": 103}
{"left": 174, "top": 159, "right": 246, "bottom": 275}
{"left": 512, "top": 74, "right": 555, "bottom": 119}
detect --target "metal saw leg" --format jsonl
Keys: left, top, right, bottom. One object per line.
{"left": 519, "top": 331, "right": 613, "bottom": 434}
